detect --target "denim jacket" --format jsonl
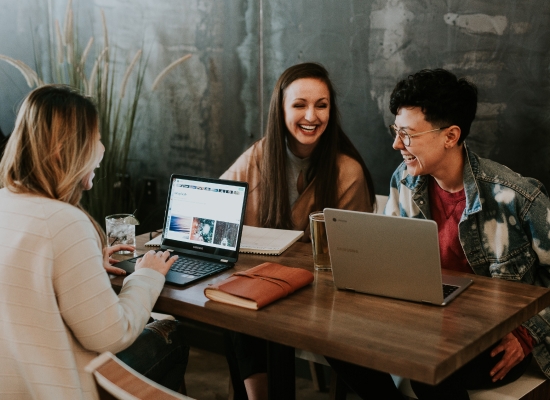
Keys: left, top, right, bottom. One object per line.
{"left": 385, "top": 144, "right": 550, "bottom": 378}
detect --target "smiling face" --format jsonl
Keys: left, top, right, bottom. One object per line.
{"left": 283, "top": 78, "right": 330, "bottom": 158}
{"left": 392, "top": 106, "right": 450, "bottom": 177}
{"left": 81, "top": 132, "right": 105, "bottom": 190}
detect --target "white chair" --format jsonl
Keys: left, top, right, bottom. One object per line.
{"left": 86, "top": 351, "right": 193, "bottom": 400}
{"left": 374, "top": 194, "right": 389, "bottom": 214}
{"left": 150, "top": 312, "right": 175, "bottom": 321}
{"left": 394, "top": 358, "right": 550, "bottom": 400}
{"left": 295, "top": 352, "right": 549, "bottom": 400}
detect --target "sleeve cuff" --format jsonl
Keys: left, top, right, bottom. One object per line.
{"left": 122, "top": 267, "right": 165, "bottom": 286}
{"left": 512, "top": 325, "right": 536, "bottom": 356}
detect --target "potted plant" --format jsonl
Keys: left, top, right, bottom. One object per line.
{"left": 0, "top": 0, "right": 190, "bottom": 224}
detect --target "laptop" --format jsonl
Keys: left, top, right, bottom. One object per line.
{"left": 116, "top": 174, "right": 248, "bottom": 286}
{"left": 323, "top": 208, "right": 472, "bottom": 306}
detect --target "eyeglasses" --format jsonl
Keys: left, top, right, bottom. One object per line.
{"left": 388, "top": 124, "right": 450, "bottom": 147}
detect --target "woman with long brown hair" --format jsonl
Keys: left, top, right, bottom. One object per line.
{"left": 221, "top": 62, "right": 375, "bottom": 399}
{"left": 223, "top": 62, "right": 375, "bottom": 237}
{"left": 0, "top": 85, "right": 188, "bottom": 399}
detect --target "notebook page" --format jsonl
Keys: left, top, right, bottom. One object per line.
{"left": 239, "top": 225, "right": 304, "bottom": 255}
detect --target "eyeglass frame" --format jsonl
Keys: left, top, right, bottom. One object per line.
{"left": 388, "top": 124, "right": 451, "bottom": 146}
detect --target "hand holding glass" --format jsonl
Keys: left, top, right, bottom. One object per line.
{"left": 105, "top": 214, "right": 138, "bottom": 254}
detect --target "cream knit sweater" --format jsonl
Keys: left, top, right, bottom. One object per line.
{"left": 0, "top": 189, "right": 165, "bottom": 399}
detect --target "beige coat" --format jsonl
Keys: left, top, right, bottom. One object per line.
{"left": 221, "top": 139, "right": 373, "bottom": 241}
{"left": 0, "top": 189, "right": 165, "bottom": 400}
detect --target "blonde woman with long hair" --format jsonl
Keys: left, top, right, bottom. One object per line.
{"left": 0, "top": 85, "right": 188, "bottom": 399}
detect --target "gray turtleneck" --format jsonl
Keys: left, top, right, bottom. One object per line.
{"left": 286, "top": 145, "right": 311, "bottom": 206}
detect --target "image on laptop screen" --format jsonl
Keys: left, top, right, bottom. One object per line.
{"left": 163, "top": 176, "right": 247, "bottom": 253}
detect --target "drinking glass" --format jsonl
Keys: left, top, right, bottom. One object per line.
{"left": 309, "top": 211, "right": 331, "bottom": 270}
{"left": 105, "top": 214, "right": 137, "bottom": 254}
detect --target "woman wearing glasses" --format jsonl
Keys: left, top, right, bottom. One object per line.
{"left": 327, "top": 69, "right": 550, "bottom": 400}
{"left": 0, "top": 85, "right": 188, "bottom": 399}
{"left": 221, "top": 62, "right": 376, "bottom": 399}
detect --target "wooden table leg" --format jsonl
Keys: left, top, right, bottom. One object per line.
{"left": 267, "top": 341, "right": 295, "bottom": 400}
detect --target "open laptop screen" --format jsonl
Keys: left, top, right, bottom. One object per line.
{"left": 161, "top": 175, "right": 248, "bottom": 260}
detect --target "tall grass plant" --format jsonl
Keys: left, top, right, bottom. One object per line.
{"left": 0, "top": 0, "right": 190, "bottom": 224}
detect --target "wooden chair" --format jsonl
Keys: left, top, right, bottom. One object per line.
{"left": 86, "top": 352, "right": 193, "bottom": 400}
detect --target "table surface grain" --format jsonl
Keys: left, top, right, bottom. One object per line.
{"left": 110, "top": 233, "right": 550, "bottom": 385}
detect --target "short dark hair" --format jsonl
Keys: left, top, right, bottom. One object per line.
{"left": 389, "top": 69, "right": 478, "bottom": 143}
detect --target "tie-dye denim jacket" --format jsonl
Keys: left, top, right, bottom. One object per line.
{"left": 384, "top": 144, "right": 550, "bottom": 378}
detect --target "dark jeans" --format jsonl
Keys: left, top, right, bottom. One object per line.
{"left": 411, "top": 344, "right": 533, "bottom": 400}
{"left": 116, "top": 319, "right": 189, "bottom": 392}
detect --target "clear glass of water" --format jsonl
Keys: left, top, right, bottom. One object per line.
{"left": 105, "top": 214, "right": 137, "bottom": 254}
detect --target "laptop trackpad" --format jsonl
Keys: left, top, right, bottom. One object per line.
{"left": 165, "top": 270, "right": 196, "bottom": 285}
{"left": 115, "top": 256, "right": 141, "bottom": 275}
{"left": 116, "top": 255, "right": 228, "bottom": 286}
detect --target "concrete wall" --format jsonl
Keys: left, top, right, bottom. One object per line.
{"left": 1, "top": 0, "right": 549, "bottom": 199}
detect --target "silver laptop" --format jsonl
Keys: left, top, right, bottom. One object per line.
{"left": 116, "top": 174, "right": 248, "bottom": 286}
{"left": 324, "top": 208, "right": 472, "bottom": 306}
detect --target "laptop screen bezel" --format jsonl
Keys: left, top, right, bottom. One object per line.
{"left": 160, "top": 174, "right": 248, "bottom": 263}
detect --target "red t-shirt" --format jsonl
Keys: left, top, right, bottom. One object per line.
{"left": 428, "top": 177, "right": 471, "bottom": 273}
{"left": 429, "top": 177, "right": 534, "bottom": 355}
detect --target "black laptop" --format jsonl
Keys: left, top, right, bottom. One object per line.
{"left": 116, "top": 174, "right": 248, "bottom": 286}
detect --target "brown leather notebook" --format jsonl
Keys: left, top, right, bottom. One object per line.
{"left": 204, "top": 262, "right": 314, "bottom": 310}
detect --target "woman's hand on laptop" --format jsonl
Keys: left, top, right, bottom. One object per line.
{"left": 103, "top": 244, "right": 136, "bottom": 275}
{"left": 136, "top": 250, "right": 178, "bottom": 276}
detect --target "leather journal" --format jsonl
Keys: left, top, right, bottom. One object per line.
{"left": 204, "top": 262, "right": 314, "bottom": 310}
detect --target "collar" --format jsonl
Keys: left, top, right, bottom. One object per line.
{"left": 400, "top": 143, "right": 482, "bottom": 216}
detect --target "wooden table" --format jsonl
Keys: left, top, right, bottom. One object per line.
{"left": 111, "top": 233, "right": 550, "bottom": 397}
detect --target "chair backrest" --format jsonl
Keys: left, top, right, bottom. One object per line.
{"left": 86, "top": 352, "right": 193, "bottom": 400}
{"left": 374, "top": 194, "right": 389, "bottom": 215}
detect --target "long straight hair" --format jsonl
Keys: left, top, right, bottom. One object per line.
{"left": 0, "top": 85, "right": 106, "bottom": 245}
{"left": 259, "top": 63, "right": 375, "bottom": 229}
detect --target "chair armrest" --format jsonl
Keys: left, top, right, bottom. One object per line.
{"left": 86, "top": 352, "right": 192, "bottom": 400}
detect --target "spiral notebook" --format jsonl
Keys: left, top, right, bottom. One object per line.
{"left": 239, "top": 226, "right": 304, "bottom": 255}
{"left": 145, "top": 225, "right": 303, "bottom": 256}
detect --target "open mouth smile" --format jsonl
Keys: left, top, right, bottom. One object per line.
{"left": 299, "top": 124, "right": 317, "bottom": 133}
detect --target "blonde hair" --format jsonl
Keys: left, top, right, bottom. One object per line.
{"left": 0, "top": 85, "right": 106, "bottom": 245}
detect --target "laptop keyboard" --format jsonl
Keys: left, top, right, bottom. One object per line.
{"left": 169, "top": 257, "right": 226, "bottom": 278}
{"left": 443, "top": 284, "right": 459, "bottom": 298}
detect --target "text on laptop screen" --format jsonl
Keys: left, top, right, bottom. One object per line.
{"left": 163, "top": 177, "right": 246, "bottom": 251}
